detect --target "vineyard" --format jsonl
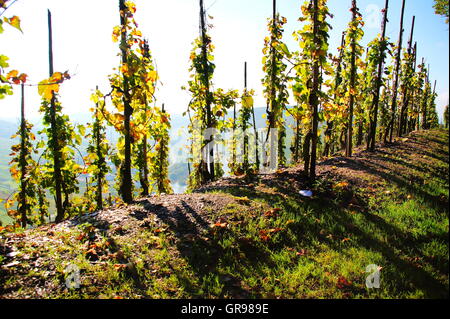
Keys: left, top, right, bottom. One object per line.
{"left": 0, "top": 0, "right": 449, "bottom": 300}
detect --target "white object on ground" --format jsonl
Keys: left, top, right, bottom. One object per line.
{"left": 299, "top": 190, "right": 313, "bottom": 197}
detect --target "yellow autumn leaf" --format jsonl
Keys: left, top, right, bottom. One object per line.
{"left": 112, "top": 26, "right": 121, "bottom": 42}
{"left": 242, "top": 96, "right": 254, "bottom": 109}
{"left": 334, "top": 181, "right": 349, "bottom": 188}
{"left": 9, "top": 166, "right": 19, "bottom": 179}
{"left": 51, "top": 72, "right": 63, "bottom": 83}
{"left": 120, "top": 63, "right": 129, "bottom": 74}
{"left": 148, "top": 70, "right": 158, "bottom": 82}
{"left": 125, "top": 1, "right": 136, "bottom": 13}
{"left": 131, "top": 29, "right": 142, "bottom": 37}
{"left": 38, "top": 79, "right": 59, "bottom": 101}
{"left": 6, "top": 69, "right": 18, "bottom": 79}
{"left": 148, "top": 84, "right": 155, "bottom": 96}
{"left": 113, "top": 113, "right": 125, "bottom": 123}
{"left": 4, "top": 16, "right": 22, "bottom": 32}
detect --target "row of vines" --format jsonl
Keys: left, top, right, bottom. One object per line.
{"left": 0, "top": 0, "right": 442, "bottom": 229}
{"left": 184, "top": 0, "right": 440, "bottom": 189}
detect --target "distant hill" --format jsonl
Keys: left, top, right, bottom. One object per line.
{"left": 0, "top": 119, "right": 18, "bottom": 139}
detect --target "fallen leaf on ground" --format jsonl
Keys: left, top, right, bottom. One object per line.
{"left": 296, "top": 249, "right": 307, "bottom": 256}
{"left": 334, "top": 181, "right": 349, "bottom": 188}
{"left": 337, "top": 276, "right": 352, "bottom": 289}
{"left": 114, "top": 264, "right": 127, "bottom": 271}
{"left": 212, "top": 222, "right": 228, "bottom": 229}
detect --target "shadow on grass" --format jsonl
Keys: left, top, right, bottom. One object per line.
{"left": 118, "top": 129, "right": 448, "bottom": 298}
{"left": 134, "top": 198, "right": 265, "bottom": 298}
{"left": 195, "top": 130, "right": 449, "bottom": 298}
{"left": 210, "top": 179, "right": 448, "bottom": 298}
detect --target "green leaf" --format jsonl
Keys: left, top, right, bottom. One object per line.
{"left": 74, "top": 134, "right": 82, "bottom": 146}
{"left": 0, "top": 55, "right": 9, "bottom": 68}
{"left": 78, "top": 125, "right": 86, "bottom": 137}
{"left": 279, "top": 43, "right": 290, "bottom": 57}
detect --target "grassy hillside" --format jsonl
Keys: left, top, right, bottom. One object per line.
{"left": 0, "top": 129, "right": 448, "bottom": 299}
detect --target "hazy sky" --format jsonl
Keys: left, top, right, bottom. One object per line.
{"left": 1, "top": 0, "right": 448, "bottom": 123}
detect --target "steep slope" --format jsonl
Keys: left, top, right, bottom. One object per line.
{"left": 0, "top": 129, "right": 448, "bottom": 299}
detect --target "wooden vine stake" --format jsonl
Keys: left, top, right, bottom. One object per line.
{"left": 367, "top": 0, "right": 389, "bottom": 152}
{"left": 18, "top": 83, "right": 27, "bottom": 227}
{"left": 268, "top": 0, "right": 277, "bottom": 171}
{"left": 248, "top": 61, "right": 260, "bottom": 172}
{"left": 243, "top": 62, "right": 250, "bottom": 172}
{"left": 398, "top": 15, "right": 415, "bottom": 137}
{"left": 345, "top": 0, "right": 358, "bottom": 157}
{"left": 94, "top": 85, "right": 104, "bottom": 210}
{"left": 309, "top": 0, "right": 320, "bottom": 179}
{"left": 48, "top": 9, "right": 64, "bottom": 222}
{"left": 199, "top": 0, "right": 214, "bottom": 182}
{"left": 388, "top": 0, "right": 406, "bottom": 143}
{"left": 324, "top": 32, "right": 345, "bottom": 157}
{"left": 118, "top": 0, "right": 133, "bottom": 203}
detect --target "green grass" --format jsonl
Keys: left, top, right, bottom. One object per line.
{"left": 185, "top": 130, "right": 449, "bottom": 298}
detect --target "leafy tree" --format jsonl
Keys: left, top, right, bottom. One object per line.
{"left": 341, "top": 0, "right": 364, "bottom": 157}
{"left": 262, "top": 0, "right": 289, "bottom": 169}
{"left": 37, "top": 72, "right": 83, "bottom": 222}
{"left": 6, "top": 84, "right": 41, "bottom": 227}
{"left": 387, "top": 0, "right": 406, "bottom": 142}
{"left": 292, "top": 0, "right": 332, "bottom": 179}
{"left": 379, "top": 77, "right": 393, "bottom": 141}
{"left": 364, "top": 35, "right": 392, "bottom": 149}
{"left": 129, "top": 40, "right": 170, "bottom": 196}
{"left": 0, "top": 0, "right": 24, "bottom": 99}
{"left": 433, "top": 0, "right": 449, "bottom": 23}
{"left": 36, "top": 10, "right": 77, "bottom": 223}
{"left": 398, "top": 17, "right": 416, "bottom": 137}
{"left": 97, "top": 0, "right": 165, "bottom": 201}
{"left": 426, "top": 83, "right": 439, "bottom": 129}
{"left": 354, "top": 48, "right": 370, "bottom": 146}
{"left": 0, "top": 5, "right": 36, "bottom": 227}
{"left": 322, "top": 32, "right": 345, "bottom": 157}
{"left": 418, "top": 63, "right": 431, "bottom": 130}
{"left": 366, "top": 0, "right": 390, "bottom": 151}
{"left": 84, "top": 91, "right": 111, "bottom": 212}
{"left": 229, "top": 63, "right": 258, "bottom": 176}
{"left": 237, "top": 89, "right": 256, "bottom": 175}
{"left": 150, "top": 105, "right": 173, "bottom": 194}
{"left": 406, "top": 45, "right": 422, "bottom": 132}
{"left": 184, "top": 0, "right": 238, "bottom": 190}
